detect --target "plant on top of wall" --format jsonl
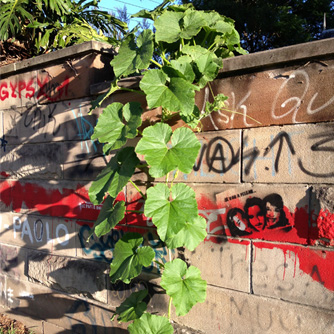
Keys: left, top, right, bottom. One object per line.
{"left": 88, "top": 0, "right": 245, "bottom": 332}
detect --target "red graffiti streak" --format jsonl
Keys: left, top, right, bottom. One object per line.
{"left": 316, "top": 209, "right": 334, "bottom": 246}
{"left": 0, "top": 180, "right": 124, "bottom": 221}
{"left": 0, "top": 76, "right": 70, "bottom": 102}
{"left": 0, "top": 172, "right": 10, "bottom": 178}
{"left": 253, "top": 242, "right": 334, "bottom": 291}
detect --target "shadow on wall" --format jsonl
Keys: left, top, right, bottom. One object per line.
{"left": 7, "top": 293, "right": 129, "bottom": 333}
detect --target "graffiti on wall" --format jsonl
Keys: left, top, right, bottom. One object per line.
{"left": 205, "top": 67, "right": 334, "bottom": 129}
{"left": 0, "top": 76, "right": 70, "bottom": 103}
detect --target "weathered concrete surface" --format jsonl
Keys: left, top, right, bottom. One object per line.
{"left": 0, "top": 213, "right": 76, "bottom": 256}
{"left": 0, "top": 143, "right": 63, "bottom": 180}
{"left": 202, "top": 60, "right": 334, "bottom": 131}
{"left": 185, "top": 237, "right": 251, "bottom": 292}
{"left": 176, "top": 285, "right": 334, "bottom": 334}
{"left": 252, "top": 243, "right": 334, "bottom": 311}
{"left": 243, "top": 123, "right": 334, "bottom": 183}
{"left": 3, "top": 98, "right": 98, "bottom": 145}
{"left": 1, "top": 50, "right": 114, "bottom": 109}
{"left": 3, "top": 276, "right": 127, "bottom": 333}
{"left": 27, "top": 251, "right": 108, "bottom": 303}
{"left": 0, "top": 244, "right": 26, "bottom": 280}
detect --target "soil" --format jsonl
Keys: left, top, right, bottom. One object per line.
{"left": 0, "top": 314, "right": 32, "bottom": 334}
{"left": 0, "top": 40, "right": 30, "bottom": 67}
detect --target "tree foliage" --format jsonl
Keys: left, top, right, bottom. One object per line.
{"left": 182, "top": 0, "right": 334, "bottom": 52}
{"left": 0, "top": 0, "right": 127, "bottom": 58}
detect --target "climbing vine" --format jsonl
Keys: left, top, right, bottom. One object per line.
{"left": 88, "top": 0, "right": 245, "bottom": 332}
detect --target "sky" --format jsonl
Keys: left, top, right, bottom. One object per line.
{"left": 97, "top": 0, "right": 164, "bottom": 29}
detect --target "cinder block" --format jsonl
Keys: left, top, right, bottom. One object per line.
{"left": 0, "top": 179, "right": 110, "bottom": 221}
{"left": 77, "top": 224, "right": 167, "bottom": 277}
{"left": 0, "top": 213, "right": 76, "bottom": 256}
{"left": 201, "top": 61, "right": 334, "bottom": 131}
{"left": 310, "top": 186, "right": 334, "bottom": 246}
{"left": 243, "top": 123, "right": 334, "bottom": 183}
{"left": 179, "top": 129, "right": 241, "bottom": 183}
{"left": 0, "top": 243, "right": 26, "bottom": 281}
{"left": 252, "top": 242, "right": 334, "bottom": 311}
{"left": 37, "top": 53, "right": 114, "bottom": 104}
{"left": 175, "top": 285, "right": 334, "bottom": 334}
{"left": 0, "top": 71, "right": 38, "bottom": 110}
{"left": 131, "top": 129, "right": 241, "bottom": 184}
{"left": 63, "top": 140, "right": 107, "bottom": 181}
{"left": 3, "top": 98, "right": 98, "bottom": 145}
{"left": 4, "top": 276, "right": 120, "bottom": 333}
{"left": 0, "top": 143, "right": 63, "bottom": 180}
{"left": 185, "top": 237, "right": 250, "bottom": 292}
{"left": 27, "top": 251, "right": 108, "bottom": 303}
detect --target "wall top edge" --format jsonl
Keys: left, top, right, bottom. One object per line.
{"left": 1, "top": 37, "right": 334, "bottom": 78}
{"left": 221, "top": 37, "right": 334, "bottom": 75}
{"left": 0, "top": 40, "right": 115, "bottom": 77}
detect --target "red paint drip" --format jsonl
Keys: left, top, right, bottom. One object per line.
{"left": 253, "top": 242, "right": 334, "bottom": 291}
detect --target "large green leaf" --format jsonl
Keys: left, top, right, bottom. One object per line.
{"left": 182, "top": 45, "right": 223, "bottom": 88}
{"left": 144, "top": 183, "right": 198, "bottom": 241}
{"left": 87, "top": 196, "right": 125, "bottom": 240}
{"left": 135, "top": 123, "right": 201, "bottom": 178}
{"left": 170, "top": 56, "right": 195, "bottom": 83}
{"left": 113, "top": 289, "right": 148, "bottom": 323}
{"left": 91, "top": 102, "right": 143, "bottom": 153}
{"left": 154, "top": 11, "right": 184, "bottom": 43}
{"left": 89, "top": 147, "right": 139, "bottom": 204}
{"left": 161, "top": 259, "right": 207, "bottom": 316}
{"left": 155, "top": 9, "right": 205, "bottom": 43}
{"left": 111, "top": 29, "right": 154, "bottom": 78}
{"left": 128, "top": 313, "right": 173, "bottom": 334}
{"left": 139, "top": 68, "right": 197, "bottom": 116}
{"left": 109, "top": 233, "right": 155, "bottom": 283}
{"left": 165, "top": 215, "right": 207, "bottom": 251}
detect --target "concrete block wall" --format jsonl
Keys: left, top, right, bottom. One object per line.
{"left": 0, "top": 39, "right": 334, "bottom": 333}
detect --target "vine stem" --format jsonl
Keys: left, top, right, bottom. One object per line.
{"left": 129, "top": 180, "right": 146, "bottom": 199}
{"left": 119, "top": 87, "right": 146, "bottom": 95}
{"left": 150, "top": 58, "right": 163, "bottom": 68}
{"left": 168, "top": 247, "right": 173, "bottom": 321}
{"left": 168, "top": 295, "right": 173, "bottom": 321}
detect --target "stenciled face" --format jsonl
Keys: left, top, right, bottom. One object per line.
{"left": 265, "top": 202, "right": 281, "bottom": 227}
{"left": 232, "top": 212, "right": 247, "bottom": 231}
{"left": 247, "top": 205, "right": 265, "bottom": 231}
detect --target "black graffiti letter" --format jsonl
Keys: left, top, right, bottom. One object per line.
{"left": 264, "top": 131, "right": 296, "bottom": 173}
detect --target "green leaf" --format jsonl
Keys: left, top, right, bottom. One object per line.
{"left": 91, "top": 102, "right": 143, "bottom": 153}
{"left": 182, "top": 45, "right": 223, "bottom": 88}
{"left": 180, "top": 9, "right": 206, "bottom": 39}
{"left": 144, "top": 183, "right": 198, "bottom": 241}
{"left": 87, "top": 197, "right": 125, "bottom": 240}
{"left": 161, "top": 259, "right": 207, "bottom": 316}
{"left": 154, "top": 11, "right": 184, "bottom": 43}
{"left": 170, "top": 55, "right": 195, "bottom": 83}
{"left": 111, "top": 29, "right": 154, "bottom": 78}
{"left": 139, "top": 68, "right": 197, "bottom": 116}
{"left": 113, "top": 289, "right": 148, "bottom": 323}
{"left": 109, "top": 233, "right": 155, "bottom": 283}
{"left": 89, "top": 147, "right": 139, "bottom": 204}
{"left": 165, "top": 215, "right": 207, "bottom": 251}
{"left": 155, "top": 9, "right": 205, "bottom": 43}
{"left": 128, "top": 313, "right": 173, "bottom": 334}
{"left": 135, "top": 123, "right": 201, "bottom": 178}
{"left": 180, "top": 105, "right": 201, "bottom": 129}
